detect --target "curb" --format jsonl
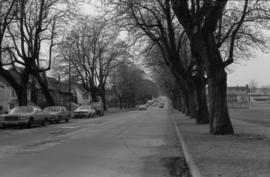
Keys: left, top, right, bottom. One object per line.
{"left": 170, "top": 112, "right": 203, "bottom": 177}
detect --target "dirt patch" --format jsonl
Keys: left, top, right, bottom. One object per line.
{"left": 161, "top": 157, "right": 191, "bottom": 177}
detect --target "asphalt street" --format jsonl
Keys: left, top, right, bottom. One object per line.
{"left": 0, "top": 107, "right": 183, "bottom": 177}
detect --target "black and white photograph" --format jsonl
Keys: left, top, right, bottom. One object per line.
{"left": 0, "top": 0, "right": 270, "bottom": 177}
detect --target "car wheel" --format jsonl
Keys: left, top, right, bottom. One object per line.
{"left": 26, "top": 119, "right": 33, "bottom": 129}
{"left": 56, "top": 119, "right": 60, "bottom": 124}
{"left": 100, "top": 112, "right": 104, "bottom": 116}
{"left": 2, "top": 124, "right": 6, "bottom": 129}
{"left": 65, "top": 119, "right": 69, "bottom": 123}
{"left": 41, "top": 119, "right": 46, "bottom": 126}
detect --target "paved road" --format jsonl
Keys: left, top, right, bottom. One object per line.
{"left": 0, "top": 108, "right": 182, "bottom": 177}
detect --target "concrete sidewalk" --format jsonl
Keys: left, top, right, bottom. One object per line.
{"left": 171, "top": 110, "right": 270, "bottom": 177}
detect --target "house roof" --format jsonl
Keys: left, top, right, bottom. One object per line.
{"left": 72, "top": 82, "right": 88, "bottom": 93}
{"left": 1, "top": 68, "right": 90, "bottom": 95}
{"left": 0, "top": 76, "right": 10, "bottom": 86}
{"left": 53, "top": 79, "right": 90, "bottom": 94}
{"left": 57, "top": 82, "right": 70, "bottom": 93}
{"left": 46, "top": 77, "right": 61, "bottom": 90}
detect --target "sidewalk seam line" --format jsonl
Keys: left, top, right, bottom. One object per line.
{"left": 170, "top": 111, "right": 203, "bottom": 177}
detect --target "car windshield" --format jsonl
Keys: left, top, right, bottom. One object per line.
{"left": 77, "top": 106, "right": 91, "bottom": 110}
{"left": 9, "top": 106, "right": 34, "bottom": 114}
{"left": 44, "top": 106, "right": 61, "bottom": 112}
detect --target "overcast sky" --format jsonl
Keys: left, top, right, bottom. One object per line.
{"left": 227, "top": 51, "right": 270, "bottom": 87}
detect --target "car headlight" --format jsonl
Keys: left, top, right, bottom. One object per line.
{"left": 19, "top": 116, "right": 28, "bottom": 120}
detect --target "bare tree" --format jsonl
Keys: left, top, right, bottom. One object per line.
{"left": 1, "top": 0, "right": 66, "bottom": 106}
{"left": 110, "top": 62, "right": 158, "bottom": 108}
{"left": 0, "top": 0, "right": 19, "bottom": 99}
{"left": 57, "top": 16, "right": 128, "bottom": 110}
{"left": 170, "top": 0, "right": 270, "bottom": 134}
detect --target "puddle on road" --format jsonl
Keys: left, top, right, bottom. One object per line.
{"left": 26, "top": 138, "right": 61, "bottom": 147}
{"left": 161, "top": 157, "right": 191, "bottom": 177}
{"left": 49, "top": 130, "right": 65, "bottom": 135}
{"left": 60, "top": 126, "right": 78, "bottom": 129}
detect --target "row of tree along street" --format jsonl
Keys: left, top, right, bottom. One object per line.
{"left": 0, "top": 0, "right": 159, "bottom": 112}
{"left": 1, "top": 0, "right": 270, "bottom": 135}
{"left": 105, "top": 0, "right": 270, "bottom": 135}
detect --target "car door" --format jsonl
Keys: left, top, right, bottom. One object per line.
{"left": 33, "top": 107, "right": 43, "bottom": 123}
{"left": 60, "top": 107, "right": 65, "bottom": 120}
{"left": 62, "top": 107, "right": 69, "bottom": 119}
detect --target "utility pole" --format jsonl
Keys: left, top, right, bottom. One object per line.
{"left": 67, "top": 40, "right": 75, "bottom": 111}
{"left": 68, "top": 55, "right": 71, "bottom": 111}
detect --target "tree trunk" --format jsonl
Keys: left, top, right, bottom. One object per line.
{"left": 202, "top": 34, "right": 234, "bottom": 134}
{"left": 100, "top": 89, "right": 107, "bottom": 111}
{"left": 17, "top": 87, "right": 28, "bottom": 106}
{"left": 194, "top": 83, "right": 209, "bottom": 124}
{"left": 187, "top": 32, "right": 234, "bottom": 134}
{"left": 182, "top": 90, "right": 190, "bottom": 116}
{"left": 187, "top": 88, "right": 197, "bottom": 119}
{"left": 173, "top": 89, "right": 184, "bottom": 111}
{"left": 34, "top": 74, "right": 55, "bottom": 106}
{"left": 208, "top": 67, "right": 234, "bottom": 134}
{"left": 194, "top": 71, "right": 209, "bottom": 124}
{"left": 90, "top": 87, "right": 98, "bottom": 102}
{"left": 16, "top": 77, "right": 29, "bottom": 106}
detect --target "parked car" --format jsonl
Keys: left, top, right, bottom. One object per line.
{"left": 159, "top": 103, "right": 164, "bottom": 108}
{"left": 43, "top": 106, "right": 70, "bottom": 123}
{"left": 91, "top": 96, "right": 104, "bottom": 116}
{"left": 73, "top": 105, "right": 96, "bottom": 118}
{"left": 0, "top": 106, "right": 49, "bottom": 128}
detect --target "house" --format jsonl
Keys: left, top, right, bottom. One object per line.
{"left": 43, "top": 78, "right": 91, "bottom": 109}
{"left": 227, "top": 85, "right": 249, "bottom": 108}
{"left": 248, "top": 87, "right": 270, "bottom": 103}
{"left": 71, "top": 82, "right": 92, "bottom": 105}
{"left": 0, "top": 76, "right": 18, "bottom": 113}
{"left": 0, "top": 69, "right": 34, "bottom": 113}
{"left": 0, "top": 67, "right": 92, "bottom": 110}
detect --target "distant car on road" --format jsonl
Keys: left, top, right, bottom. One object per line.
{"left": 73, "top": 105, "right": 96, "bottom": 118}
{"left": 43, "top": 106, "right": 70, "bottom": 123}
{"left": 0, "top": 106, "right": 49, "bottom": 128}
{"left": 138, "top": 105, "right": 147, "bottom": 110}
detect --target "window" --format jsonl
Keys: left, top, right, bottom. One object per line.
{"left": 12, "top": 90, "right": 16, "bottom": 97}
{"left": 82, "top": 93, "right": 89, "bottom": 99}
{"left": 10, "top": 104, "right": 15, "bottom": 109}
{"left": 62, "top": 107, "right": 67, "bottom": 112}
